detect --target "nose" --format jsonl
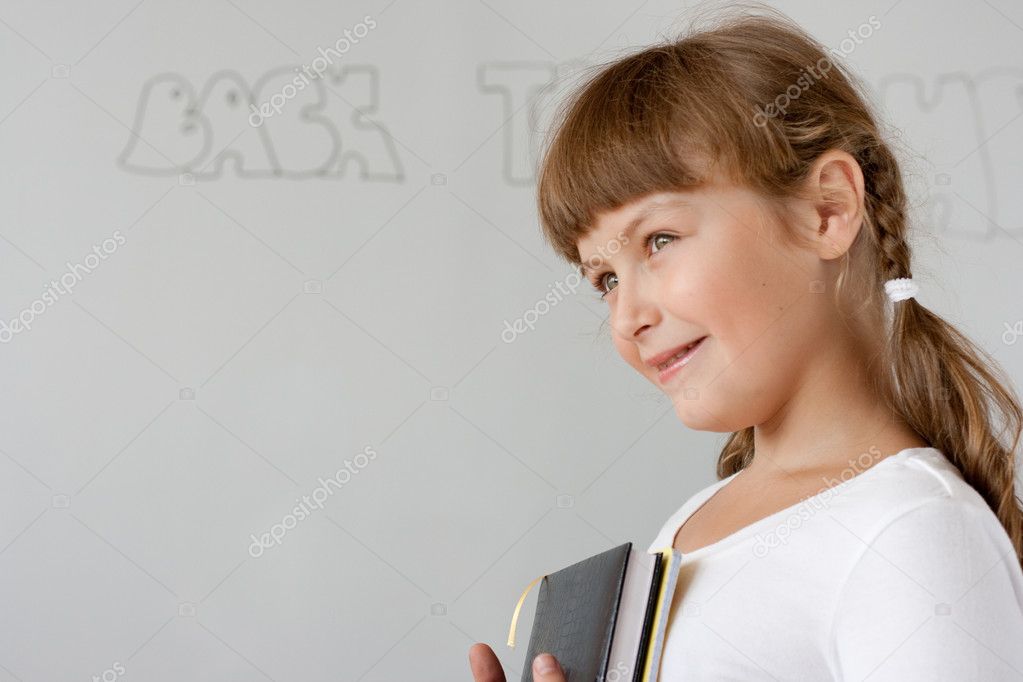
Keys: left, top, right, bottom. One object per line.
{"left": 609, "top": 271, "right": 657, "bottom": 340}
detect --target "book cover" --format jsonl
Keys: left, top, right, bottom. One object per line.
{"left": 508, "top": 542, "right": 681, "bottom": 682}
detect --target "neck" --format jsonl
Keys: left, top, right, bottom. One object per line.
{"left": 746, "top": 329, "right": 926, "bottom": 480}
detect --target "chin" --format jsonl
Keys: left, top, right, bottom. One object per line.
{"left": 670, "top": 390, "right": 732, "bottom": 432}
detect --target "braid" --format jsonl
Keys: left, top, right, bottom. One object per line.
{"left": 860, "top": 141, "right": 911, "bottom": 282}
{"left": 862, "top": 141, "right": 1023, "bottom": 568}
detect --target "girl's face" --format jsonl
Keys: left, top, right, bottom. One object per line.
{"left": 576, "top": 180, "right": 834, "bottom": 433}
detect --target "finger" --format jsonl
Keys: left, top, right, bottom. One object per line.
{"left": 532, "top": 653, "right": 566, "bottom": 682}
{"left": 468, "top": 642, "right": 507, "bottom": 682}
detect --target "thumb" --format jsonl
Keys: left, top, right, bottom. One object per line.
{"left": 532, "top": 653, "right": 566, "bottom": 682}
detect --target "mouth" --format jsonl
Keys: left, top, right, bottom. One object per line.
{"left": 646, "top": 336, "right": 708, "bottom": 381}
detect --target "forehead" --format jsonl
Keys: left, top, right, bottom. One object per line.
{"left": 576, "top": 191, "right": 694, "bottom": 265}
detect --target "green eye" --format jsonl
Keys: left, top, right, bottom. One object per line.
{"left": 598, "top": 273, "right": 619, "bottom": 298}
{"left": 650, "top": 233, "right": 676, "bottom": 252}
{"left": 591, "top": 232, "right": 678, "bottom": 300}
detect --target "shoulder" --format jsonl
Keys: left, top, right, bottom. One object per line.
{"left": 821, "top": 447, "right": 993, "bottom": 540}
{"left": 827, "top": 449, "right": 1023, "bottom": 680}
{"left": 827, "top": 447, "right": 1022, "bottom": 598}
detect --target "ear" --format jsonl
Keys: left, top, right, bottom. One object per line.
{"left": 801, "top": 150, "right": 866, "bottom": 261}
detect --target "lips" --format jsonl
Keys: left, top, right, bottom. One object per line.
{"left": 644, "top": 336, "right": 708, "bottom": 370}
{"left": 654, "top": 336, "right": 707, "bottom": 383}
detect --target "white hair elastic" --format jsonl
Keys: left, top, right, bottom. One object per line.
{"left": 884, "top": 277, "right": 919, "bottom": 303}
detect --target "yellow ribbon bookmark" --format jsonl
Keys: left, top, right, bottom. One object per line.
{"left": 506, "top": 573, "right": 546, "bottom": 647}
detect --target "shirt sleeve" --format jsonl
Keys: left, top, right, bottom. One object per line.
{"left": 829, "top": 495, "right": 1023, "bottom": 682}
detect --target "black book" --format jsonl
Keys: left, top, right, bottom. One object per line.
{"left": 508, "top": 542, "right": 682, "bottom": 682}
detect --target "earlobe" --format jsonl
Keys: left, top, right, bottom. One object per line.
{"left": 817, "top": 213, "right": 849, "bottom": 260}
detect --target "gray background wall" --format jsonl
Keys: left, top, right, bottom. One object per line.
{"left": 0, "top": 0, "right": 1021, "bottom": 680}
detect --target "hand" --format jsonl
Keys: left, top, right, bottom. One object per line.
{"left": 469, "top": 642, "right": 566, "bottom": 682}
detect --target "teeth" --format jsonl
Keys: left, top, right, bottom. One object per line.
{"left": 658, "top": 339, "right": 699, "bottom": 370}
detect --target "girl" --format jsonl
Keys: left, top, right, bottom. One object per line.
{"left": 470, "top": 6, "right": 1023, "bottom": 681}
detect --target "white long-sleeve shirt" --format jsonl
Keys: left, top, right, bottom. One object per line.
{"left": 645, "top": 446, "right": 1023, "bottom": 681}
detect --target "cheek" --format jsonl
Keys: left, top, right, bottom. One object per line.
{"left": 692, "top": 270, "right": 817, "bottom": 420}
{"left": 660, "top": 240, "right": 810, "bottom": 393}
{"left": 657, "top": 252, "right": 730, "bottom": 326}
{"left": 661, "top": 236, "right": 805, "bottom": 352}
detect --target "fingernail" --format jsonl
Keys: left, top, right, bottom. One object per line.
{"left": 534, "top": 653, "right": 558, "bottom": 675}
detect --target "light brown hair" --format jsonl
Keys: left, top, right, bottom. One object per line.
{"left": 535, "top": 5, "right": 1023, "bottom": 567}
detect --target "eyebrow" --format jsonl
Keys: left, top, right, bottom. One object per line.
{"left": 578, "top": 197, "right": 690, "bottom": 275}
